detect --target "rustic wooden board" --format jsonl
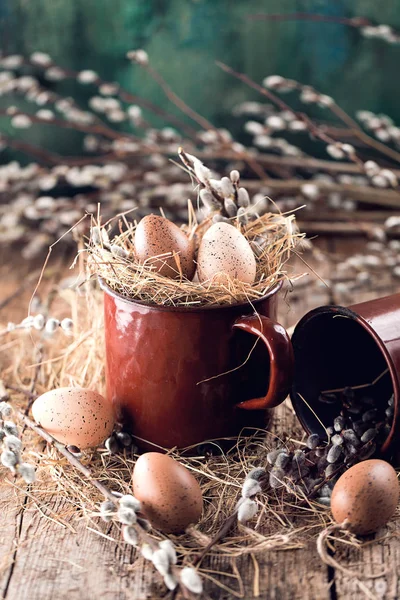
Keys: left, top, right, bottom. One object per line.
{"left": 1, "top": 239, "right": 400, "bottom": 600}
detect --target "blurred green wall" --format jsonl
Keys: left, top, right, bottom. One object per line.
{"left": 1, "top": 0, "right": 400, "bottom": 153}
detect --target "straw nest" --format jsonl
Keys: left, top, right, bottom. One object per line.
{"left": 86, "top": 209, "right": 304, "bottom": 308}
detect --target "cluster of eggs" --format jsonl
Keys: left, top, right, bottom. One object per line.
{"left": 135, "top": 214, "right": 257, "bottom": 285}
{"left": 31, "top": 388, "right": 399, "bottom": 536}
{"left": 32, "top": 387, "right": 203, "bottom": 533}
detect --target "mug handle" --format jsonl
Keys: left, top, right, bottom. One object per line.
{"left": 232, "top": 314, "right": 294, "bottom": 410}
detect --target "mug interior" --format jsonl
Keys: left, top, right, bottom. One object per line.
{"left": 291, "top": 307, "right": 394, "bottom": 441}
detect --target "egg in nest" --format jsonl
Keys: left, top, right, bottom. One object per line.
{"left": 134, "top": 214, "right": 195, "bottom": 280}
{"left": 197, "top": 222, "right": 257, "bottom": 285}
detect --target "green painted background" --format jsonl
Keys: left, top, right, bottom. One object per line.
{"left": 1, "top": 0, "right": 400, "bottom": 153}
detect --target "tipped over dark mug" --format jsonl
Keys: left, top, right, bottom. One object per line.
{"left": 290, "top": 293, "right": 400, "bottom": 457}
{"left": 100, "top": 279, "right": 293, "bottom": 450}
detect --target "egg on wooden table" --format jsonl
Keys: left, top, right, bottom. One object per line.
{"left": 132, "top": 452, "right": 203, "bottom": 533}
{"left": 134, "top": 214, "right": 195, "bottom": 280}
{"left": 32, "top": 387, "right": 115, "bottom": 449}
{"left": 197, "top": 222, "right": 257, "bottom": 285}
{"left": 331, "top": 459, "right": 399, "bottom": 535}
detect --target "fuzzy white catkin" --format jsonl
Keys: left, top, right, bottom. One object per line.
{"left": 11, "top": 115, "right": 32, "bottom": 129}
{"left": 122, "top": 525, "right": 138, "bottom": 546}
{"left": 265, "top": 115, "right": 286, "bottom": 130}
{"left": 241, "top": 478, "right": 262, "bottom": 499}
{"left": 19, "top": 463, "right": 36, "bottom": 484}
{"left": 159, "top": 540, "right": 177, "bottom": 565}
{"left": 36, "top": 109, "right": 54, "bottom": 121}
{"left": 4, "top": 421, "right": 18, "bottom": 437}
{"left": 1, "top": 450, "right": 18, "bottom": 469}
{"left": 326, "top": 144, "right": 345, "bottom": 159}
{"left": 180, "top": 567, "right": 203, "bottom": 595}
{"left": 60, "top": 318, "right": 74, "bottom": 333}
{"left": 110, "top": 245, "right": 128, "bottom": 259}
{"left": 4, "top": 435, "right": 22, "bottom": 453}
{"left": 192, "top": 157, "right": 211, "bottom": 185}
{"left": 126, "top": 49, "right": 149, "bottom": 65}
{"left": 152, "top": 548, "right": 170, "bottom": 577}
{"left": 0, "top": 401, "right": 12, "bottom": 418}
{"left": 263, "top": 75, "right": 285, "bottom": 88}
{"left": 45, "top": 318, "right": 60, "bottom": 334}
{"left": 364, "top": 160, "right": 380, "bottom": 175}
{"left": 33, "top": 314, "right": 45, "bottom": 331}
{"left": 77, "top": 70, "right": 98, "bottom": 84}
{"left": 117, "top": 505, "right": 137, "bottom": 525}
{"left": 100, "top": 499, "right": 116, "bottom": 522}
{"left": 301, "top": 183, "right": 319, "bottom": 200}
{"left": 220, "top": 176, "right": 235, "bottom": 197}
{"left": 163, "top": 573, "right": 178, "bottom": 591}
{"left": 141, "top": 543, "right": 153, "bottom": 560}
{"left": 30, "top": 52, "right": 52, "bottom": 66}
{"left": 199, "top": 188, "right": 218, "bottom": 210}
{"left": 120, "top": 494, "right": 142, "bottom": 513}
{"left": 224, "top": 197, "right": 237, "bottom": 217}
{"left": 237, "top": 498, "right": 258, "bottom": 523}
{"left": 228, "top": 171, "right": 239, "bottom": 186}
{"left": 237, "top": 187, "right": 250, "bottom": 208}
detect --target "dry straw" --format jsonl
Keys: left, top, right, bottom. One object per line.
{"left": 87, "top": 210, "right": 302, "bottom": 308}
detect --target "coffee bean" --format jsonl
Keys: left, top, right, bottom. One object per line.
{"left": 306, "top": 433, "right": 320, "bottom": 450}
{"left": 327, "top": 445, "right": 342, "bottom": 464}
{"left": 360, "top": 428, "right": 377, "bottom": 443}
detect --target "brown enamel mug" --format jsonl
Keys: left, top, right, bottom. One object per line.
{"left": 100, "top": 279, "right": 293, "bottom": 450}
{"left": 290, "top": 293, "right": 400, "bottom": 457}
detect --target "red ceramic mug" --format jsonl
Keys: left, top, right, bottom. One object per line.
{"left": 100, "top": 279, "right": 293, "bottom": 450}
{"left": 290, "top": 293, "right": 400, "bottom": 456}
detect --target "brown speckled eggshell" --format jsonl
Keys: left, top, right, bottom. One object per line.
{"left": 197, "top": 222, "right": 257, "bottom": 285}
{"left": 331, "top": 459, "right": 399, "bottom": 535}
{"left": 134, "top": 214, "right": 195, "bottom": 280}
{"left": 32, "top": 387, "right": 115, "bottom": 449}
{"left": 132, "top": 452, "right": 203, "bottom": 533}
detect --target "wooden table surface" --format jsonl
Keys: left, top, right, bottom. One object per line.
{"left": 1, "top": 238, "right": 399, "bottom": 600}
